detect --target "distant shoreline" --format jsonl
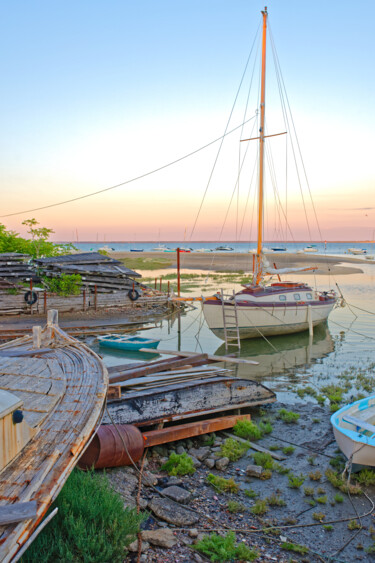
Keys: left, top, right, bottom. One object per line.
{"left": 55, "top": 240, "right": 375, "bottom": 244}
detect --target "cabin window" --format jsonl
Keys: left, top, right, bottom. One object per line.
{"left": 294, "top": 293, "right": 301, "bottom": 301}
{"left": 279, "top": 295, "right": 286, "bottom": 301}
{"left": 306, "top": 293, "right": 313, "bottom": 300}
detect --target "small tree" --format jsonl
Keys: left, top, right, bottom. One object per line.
{"left": 22, "top": 218, "right": 54, "bottom": 258}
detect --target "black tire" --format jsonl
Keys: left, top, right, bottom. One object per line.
{"left": 128, "top": 289, "right": 140, "bottom": 301}
{"left": 24, "top": 290, "right": 38, "bottom": 305}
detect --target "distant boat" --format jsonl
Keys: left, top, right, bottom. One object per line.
{"left": 195, "top": 248, "right": 212, "bottom": 253}
{"left": 179, "top": 247, "right": 192, "bottom": 253}
{"left": 151, "top": 245, "right": 172, "bottom": 252}
{"left": 271, "top": 247, "right": 287, "bottom": 252}
{"left": 99, "top": 245, "right": 115, "bottom": 253}
{"left": 215, "top": 246, "right": 234, "bottom": 251}
{"left": 348, "top": 248, "right": 367, "bottom": 255}
{"left": 331, "top": 396, "right": 375, "bottom": 467}
{"left": 130, "top": 248, "right": 144, "bottom": 252}
{"left": 303, "top": 245, "right": 318, "bottom": 253}
{"left": 98, "top": 335, "right": 160, "bottom": 351}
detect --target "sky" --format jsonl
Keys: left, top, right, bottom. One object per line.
{"left": 0, "top": 0, "right": 374, "bottom": 242}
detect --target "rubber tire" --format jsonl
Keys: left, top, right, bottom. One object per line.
{"left": 24, "top": 290, "right": 38, "bottom": 305}
{"left": 128, "top": 289, "right": 140, "bottom": 301}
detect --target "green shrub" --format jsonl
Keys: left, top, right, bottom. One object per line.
{"left": 288, "top": 473, "right": 305, "bottom": 488}
{"left": 233, "top": 420, "right": 263, "bottom": 440}
{"left": 282, "top": 446, "right": 295, "bottom": 455}
{"left": 207, "top": 474, "right": 239, "bottom": 494}
{"left": 267, "top": 493, "right": 286, "bottom": 506}
{"left": 303, "top": 487, "right": 314, "bottom": 497}
{"left": 309, "top": 470, "right": 322, "bottom": 481}
{"left": 252, "top": 452, "right": 274, "bottom": 469}
{"left": 277, "top": 409, "right": 300, "bottom": 423}
{"left": 220, "top": 438, "right": 250, "bottom": 461}
{"left": 22, "top": 469, "right": 145, "bottom": 563}
{"left": 317, "top": 495, "right": 327, "bottom": 504}
{"left": 44, "top": 274, "right": 82, "bottom": 296}
{"left": 227, "top": 501, "right": 245, "bottom": 513}
{"left": 348, "top": 519, "right": 361, "bottom": 530}
{"left": 334, "top": 493, "right": 344, "bottom": 503}
{"left": 353, "top": 468, "right": 375, "bottom": 487}
{"left": 325, "top": 469, "right": 362, "bottom": 495}
{"left": 281, "top": 542, "right": 309, "bottom": 554}
{"left": 312, "top": 512, "right": 326, "bottom": 521}
{"left": 259, "top": 421, "right": 273, "bottom": 434}
{"left": 244, "top": 488, "right": 258, "bottom": 499}
{"left": 193, "top": 531, "right": 259, "bottom": 562}
{"left": 161, "top": 452, "right": 195, "bottom": 476}
{"left": 251, "top": 499, "right": 269, "bottom": 516}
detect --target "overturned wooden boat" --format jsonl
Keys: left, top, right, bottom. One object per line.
{"left": 105, "top": 351, "right": 275, "bottom": 426}
{"left": 331, "top": 395, "right": 375, "bottom": 467}
{"left": 0, "top": 310, "right": 108, "bottom": 562}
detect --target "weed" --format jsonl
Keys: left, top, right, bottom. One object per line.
{"left": 233, "top": 419, "right": 263, "bottom": 440}
{"left": 282, "top": 446, "right": 295, "bottom": 455}
{"left": 323, "top": 525, "right": 333, "bottom": 531}
{"left": 207, "top": 474, "right": 239, "bottom": 494}
{"left": 193, "top": 531, "right": 259, "bottom": 562}
{"left": 334, "top": 493, "right": 344, "bottom": 503}
{"left": 227, "top": 501, "right": 245, "bottom": 513}
{"left": 260, "top": 469, "right": 273, "bottom": 480}
{"left": 274, "top": 463, "right": 290, "bottom": 475}
{"left": 317, "top": 495, "right": 327, "bottom": 504}
{"left": 252, "top": 452, "right": 274, "bottom": 469}
{"left": 202, "top": 433, "right": 216, "bottom": 447}
{"left": 288, "top": 473, "right": 305, "bottom": 488}
{"left": 308, "top": 499, "right": 316, "bottom": 507}
{"left": 220, "top": 438, "right": 250, "bottom": 462}
{"left": 353, "top": 468, "right": 375, "bottom": 487}
{"left": 348, "top": 519, "right": 361, "bottom": 530}
{"left": 44, "top": 273, "right": 82, "bottom": 296}
{"left": 312, "top": 512, "right": 326, "bottom": 521}
{"left": 307, "top": 455, "right": 317, "bottom": 466}
{"left": 330, "top": 403, "right": 340, "bottom": 413}
{"left": 269, "top": 445, "right": 280, "bottom": 451}
{"left": 321, "top": 384, "right": 344, "bottom": 404}
{"left": 317, "top": 487, "right": 326, "bottom": 495}
{"left": 251, "top": 499, "right": 269, "bottom": 516}
{"left": 259, "top": 421, "right": 273, "bottom": 434}
{"left": 312, "top": 418, "right": 321, "bottom": 423}
{"left": 309, "top": 470, "right": 322, "bottom": 481}
{"left": 281, "top": 542, "right": 309, "bottom": 555}
{"left": 161, "top": 452, "right": 195, "bottom": 476}
{"left": 329, "top": 455, "right": 345, "bottom": 470}
{"left": 316, "top": 395, "right": 326, "bottom": 406}
{"left": 244, "top": 488, "right": 258, "bottom": 499}
{"left": 325, "top": 469, "right": 362, "bottom": 495}
{"left": 278, "top": 409, "right": 300, "bottom": 423}
{"left": 6, "top": 288, "right": 18, "bottom": 295}
{"left": 267, "top": 493, "right": 286, "bottom": 506}
{"left": 303, "top": 487, "right": 315, "bottom": 497}
{"left": 22, "top": 469, "right": 145, "bottom": 563}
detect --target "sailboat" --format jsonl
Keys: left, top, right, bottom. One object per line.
{"left": 202, "top": 7, "right": 337, "bottom": 341}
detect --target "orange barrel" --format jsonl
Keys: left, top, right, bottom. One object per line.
{"left": 79, "top": 424, "right": 144, "bottom": 469}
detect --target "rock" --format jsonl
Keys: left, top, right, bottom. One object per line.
{"left": 189, "top": 447, "right": 211, "bottom": 461}
{"left": 215, "top": 457, "right": 230, "bottom": 471}
{"left": 163, "top": 485, "right": 192, "bottom": 504}
{"left": 245, "top": 464, "right": 263, "bottom": 478}
{"left": 204, "top": 458, "right": 215, "bottom": 469}
{"left": 211, "top": 447, "right": 221, "bottom": 452}
{"left": 190, "top": 455, "right": 202, "bottom": 468}
{"left": 127, "top": 540, "right": 150, "bottom": 553}
{"left": 186, "top": 439, "right": 194, "bottom": 449}
{"left": 166, "top": 476, "right": 183, "bottom": 487}
{"left": 141, "top": 528, "right": 177, "bottom": 548}
{"left": 142, "top": 470, "right": 158, "bottom": 487}
{"left": 149, "top": 497, "right": 199, "bottom": 526}
{"left": 189, "top": 528, "right": 199, "bottom": 538}
{"left": 176, "top": 445, "right": 186, "bottom": 454}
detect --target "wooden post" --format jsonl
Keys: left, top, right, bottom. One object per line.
{"left": 168, "top": 280, "right": 170, "bottom": 296}
{"left": 32, "top": 326, "right": 42, "bottom": 349}
{"left": 47, "top": 309, "right": 58, "bottom": 327}
{"left": 177, "top": 247, "right": 181, "bottom": 297}
{"left": 30, "top": 279, "right": 33, "bottom": 315}
{"left": 159, "top": 278, "right": 162, "bottom": 292}
{"left": 308, "top": 305, "right": 313, "bottom": 336}
{"left": 44, "top": 290, "right": 47, "bottom": 314}
{"left": 83, "top": 289, "right": 86, "bottom": 311}
{"left": 155, "top": 278, "right": 157, "bottom": 289}
{"left": 94, "top": 285, "right": 97, "bottom": 311}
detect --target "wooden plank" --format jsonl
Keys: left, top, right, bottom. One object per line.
{"left": 108, "top": 354, "right": 208, "bottom": 384}
{"left": 143, "top": 414, "right": 251, "bottom": 446}
{"left": 343, "top": 415, "right": 375, "bottom": 434}
{"left": 0, "top": 501, "right": 37, "bottom": 525}
{"left": 140, "top": 348, "right": 259, "bottom": 365}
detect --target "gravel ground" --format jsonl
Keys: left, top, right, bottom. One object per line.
{"left": 105, "top": 402, "right": 375, "bottom": 562}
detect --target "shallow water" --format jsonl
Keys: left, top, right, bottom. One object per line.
{"left": 92, "top": 263, "right": 375, "bottom": 403}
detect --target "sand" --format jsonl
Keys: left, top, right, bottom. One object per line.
{"left": 111, "top": 251, "right": 366, "bottom": 275}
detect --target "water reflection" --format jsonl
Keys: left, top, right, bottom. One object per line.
{"left": 215, "top": 323, "right": 334, "bottom": 381}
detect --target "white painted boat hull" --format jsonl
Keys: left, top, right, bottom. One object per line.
{"left": 202, "top": 300, "right": 336, "bottom": 340}
{"left": 331, "top": 396, "right": 375, "bottom": 466}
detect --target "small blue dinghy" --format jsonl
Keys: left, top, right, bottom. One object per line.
{"left": 98, "top": 334, "right": 160, "bottom": 351}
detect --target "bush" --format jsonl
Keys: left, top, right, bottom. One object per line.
{"left": 161, "top": 452, "right": 195, "bottom": 476}
{"left": 193, "top": 531, "right": 258, "bottom": 562}
{"left": 278, "top": 409, "right": 300, "bottom": 423}
{"left": 220, "top": 438, "right": 250, "bottom": 461}
{"left": 22, "top": 469, "right": 145, "bottom": 562}
{"left": 207, "top": 474, "right": 239, "bottom": 494}
{"left": 233, "top": 420, "right": 263, "bottom": 440}
{"left": 252, "top": 452, "right": 274, "bottom": 469}
{"left": 44, "top": 274, "right": 82, "bottom": 296}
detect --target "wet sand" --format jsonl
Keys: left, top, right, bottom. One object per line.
{"left": 112, "top": 251, "right": 367, "bottom": 275}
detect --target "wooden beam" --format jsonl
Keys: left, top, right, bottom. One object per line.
{"left": 140, "top": 348, "right": 259, "bottom": 365}
{"left": 0, "top": 501, "right": 37, "bottom": 525}
{"left": 143, "top": 414, "right": 251, "bottom": 447}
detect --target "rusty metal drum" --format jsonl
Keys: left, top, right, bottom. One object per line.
{"left": 78, "top": 424, "right": 144, "bottom": 469}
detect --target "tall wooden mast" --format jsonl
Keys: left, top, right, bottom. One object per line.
{"left": 255, "top": 6, "right": 268, "bottom": 285}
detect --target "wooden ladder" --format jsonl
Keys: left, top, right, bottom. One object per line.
{"left": 220, "top": 289, "right": 241, "bottom": 351}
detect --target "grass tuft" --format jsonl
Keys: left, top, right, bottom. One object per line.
{"left": 220, "top": 438, "right": 250, "bottom": 462}
{"left": 251, "top": 499, "right": 269, "bottom": 516}
{"left": 277, "top": 409, "right": 300, "bottom": 423}
{"left": 252, "top": 452, "right": 274, "bottom": 469}
{"left": 193, "top": 532, "right": 259, "bottom": 562}
{"left": 281, "top": 542, "right": 309, "bottom": 554}
{"left": 288, "top": 473, "right": 305, "bottom": 489}
{"left": 207, "top": 474, "right": 239, "bottom": 494}
{"left": 161, "top": 452, "right": 195, "bottom": 476}
{"left": 233, "top": 420, "right": 263, "bottom": 441}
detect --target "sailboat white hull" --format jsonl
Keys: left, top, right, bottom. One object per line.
{"left": 202, "top": 300, "right": 335, "bottom": 340}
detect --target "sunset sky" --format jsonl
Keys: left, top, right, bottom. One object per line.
{"left": 0, "top": 0, "right": 374, "bottom": 242}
